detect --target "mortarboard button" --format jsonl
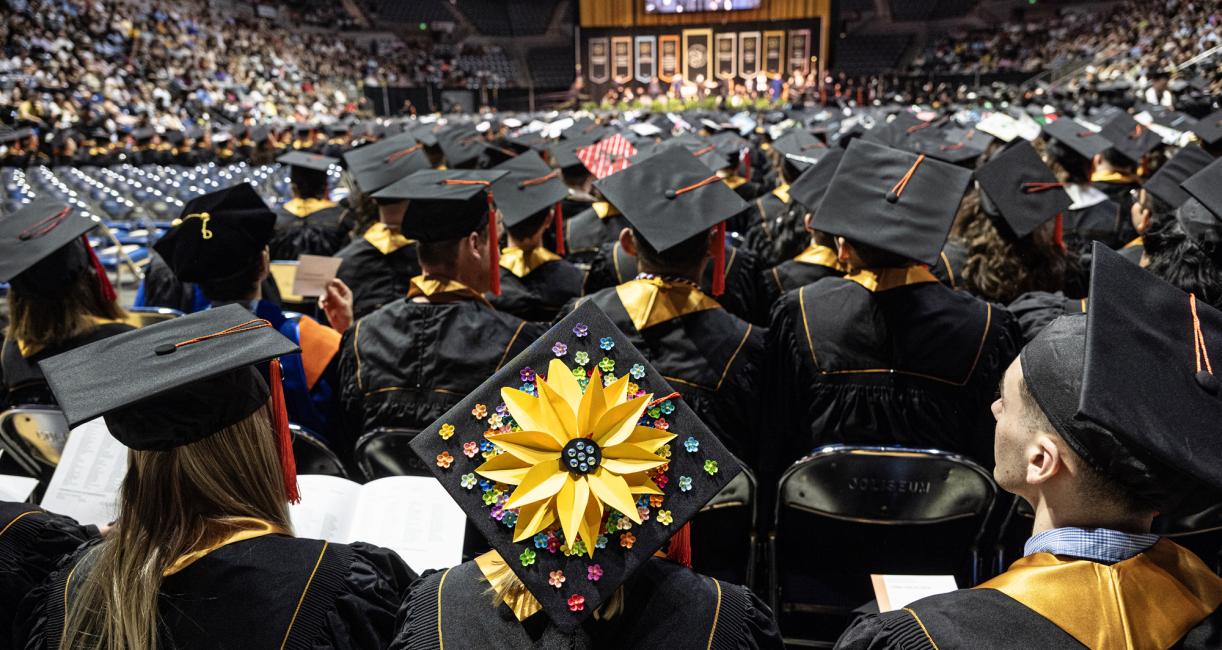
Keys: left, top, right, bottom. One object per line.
{"left": 155, "top": 343, "right": 177, "bottom": 356}
{"left": 664, "top": 189, "right": 676, "bottom": 200}
{"left": 1196, "top": 371, "right": 1219, "bottom": 395}
{"left": 885, "top": 190, "right": 899, "bottom": 204}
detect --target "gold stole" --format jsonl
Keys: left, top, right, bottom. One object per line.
{"left": 163, "top": 517, "right": 288, "bottom": 576}
{"left": 1123, "top": 236, "right": 1144, "bottom": 250}
{"left": 843, "top": 266, "right": 939, "bottom": 292}
{"left": 771, "top": 183, "right": 791, "bottom": 204}
{"left": 1090, "top": 169, "right": 1142, "bottom": 184}
{"left": 979, "top": 539, "right": 1222, "bottom": 649}
{"left": 283, "top": 197, "right": 337, "bottom": 218}
{"left": 500, "top": 246, "right": 561, "bottom": 278}
{"left": 363, "top": 222, "right": 414, "bottom": 255}
{"left": 475, "top": 551, "right": 543, "bottom": 622}
{"left": 408, "top": 275, "right": 493, "bottom": 307}
{"left": 614, "top": 277, "right": 722, "bottom": 331}
{"left": 721, "top": 174, "right": 748, "bottom": 190}
{"left": 592, "top": 201, "right": 619, "bottom": 220}
{"left": 792, "top": 244, "right": 843, "bottom": 270}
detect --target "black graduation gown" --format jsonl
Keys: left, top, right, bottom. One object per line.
{"left": 757, "top": 244, "right": 843, "bottom": 322}
{"left": 270, "top": 199, "right": 349, "bottom": 260}
{"left": 1006, "top": 291, "right": 1087, "bottom": 344}
{"left": 337, "top": 293, "right": 545, "bottom": 451}
{"left": 1062, "top": 196, "right": 1126, "bottom": 253}
{"left": 562, "top": 203, "right": 630, "bottom": 266}
{"left": 763, "top": 271, "right": 1020, "bottom": 479}
{"left": 16, "top": 536, "right": 415, "bottom": 650}
{"left": 1, "top": 503, "right": 96, "bottom": 644}
{"left": 560, "top": 280, "right": 765, "bottom": 467}
{"left": 390, "top": 557, "right": 783, "bottom": 649}
{"left": 740, "top": 188, "right": 805, "bottom": 268}
{"left": 1, "top": 322, "right": 135, "bottom": 409}
{"left": 928, "top": 240, "right": 968, "bottom": 291}
{"left": 135, "top": 249, "right": 282, "bottom": 313}
{"left": 584, "top": 241, "right": 763, "bottom": 325}
{"left": 488, "top": 250, "right": 586, "bottom": 323}
{"left": 334, "top": 227, "right": 421, "bottom": 319}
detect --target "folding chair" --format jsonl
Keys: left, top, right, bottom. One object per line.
{"left": 125, "top": 306, "right": 185, "bottom": 328}
{"left": 769, "top": 445, "right": 997, "bottom": 647}
{"left": 690, "top": 466, "right": 758, "bottom": 588}
{"left": 353, "top": 428, "right": 430, "bottom": 481}
{"left": 290, "top": 423, "right": 348, "bottom": 478}
{"left": 0, "top": 405, "right": 70, "bottom": 479}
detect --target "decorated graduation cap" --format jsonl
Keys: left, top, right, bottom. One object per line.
{"left": 787, "top": 148, "right": 845, "bottom": 214}
{"left": 1042, "top": 117, "right": 1110, "bottom": 159}
{"left": 1098, "top": 112, "right": 1163, "bottom": 164}
{"left": 1180, "top": 156, "right": 1222, "bottom": 248}
{"left": 409, "top": 301, "right": 742, "bottom": 630}
{"left": 155, "top": 183, "right": 275, "bottom": 284}
{"left": 593, "top": 146, "right": 748, "bottom": 296}
{"left": 772, "top": 130, "right": 828, "bottom": 173}
{"left": 438, "top": 126, "right": 486, "bottom": 168}
{"left": 343, "top": 133, "right": 429, "bottom": 196}
{"left": 492, "top": 151, "right": 569, "bottom": 254}
{"left": 0, "top": 200, "right": 114, "bottom": 300}
{"left": 1191, "top": 109, "right": 1222, "bottom": 146}
{"left": 374, "top": 169, "right": 508, "bottom": 294}
{"left": 39, "top": 304, "right": 303, "bottom": 501}
{"left": 974, "top": 141, "right": 1072, "bottom": 241}
{"left": 814, "top": 138, "right": 973, "bottom": 267}
{"left": 576, "top": 134, "right": 637, "bottom": 180}
{"left": 1145, "top": 145, "right": 1214, "bottom": 209}
{"left": 277, "top": 151, "right": 338, "bottom": 173}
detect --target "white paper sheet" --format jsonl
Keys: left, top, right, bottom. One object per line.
{"left": 0, "top": 474, "right": 39, "bottom": 502}
{"left": 871, "top": 574, "right": 959, "bottom": 612}
{"left": 290, "top": 474, "right": 362, "bottom": 541}
{"left": 291, "top": 255, "right": 344, "bottom": 297}
{"left": 40, "top": 418, "right": 127, "bottom": 526}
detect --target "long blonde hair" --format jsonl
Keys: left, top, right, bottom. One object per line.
{"left": 61, "top": 402, "right": 292, "bottom": 650}
{"left": 5, "top": 262, "right": 127, "bottom": 351}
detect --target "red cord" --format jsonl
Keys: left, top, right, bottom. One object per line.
{"left": 83, "top": 235, "right": 117, "bottom": 303}
{"left": 1053, "top": 213, "right": 1065, "bottom": 251}
{"left": 711, "top": 221, "right": 726, "bottom": 297}
{"left": 553, "top": 202, "right": 565, "bottom": 256}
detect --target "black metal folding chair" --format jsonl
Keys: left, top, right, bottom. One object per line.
{"left": 691, "top": 465, "right": 758, "bottom": 587}
{"left": 290, "top": 423, "right": 348, "bottom": 478}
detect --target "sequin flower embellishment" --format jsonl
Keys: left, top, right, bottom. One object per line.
{"left": 549, "top": 570, "right": 566, "bottom": 588}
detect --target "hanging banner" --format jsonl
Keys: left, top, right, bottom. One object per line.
{"left": 763, "top": 30, "right": 784, "bottom": 76}
{"left": 611, "top": 36, "right": 633, "bottom": 84}
{"left": 714, "top": 33, "right": 737, "bottom": 80}
{"left": 788, "top": 29, "right": 811, "bottom": 76}
{"left": 589, "top": 37, "right": 609, "bottom": 84}
{"left": 682, "top": 28, "right": 713, "bottom": 82}
{"left": 739, "top": 31, "right": 761, "bottom": 79}
{"left": 635, "top": 36, "right": 656, "bottom": 83}
{"left": 659, "top": 35, "right": 680, "bottom": 83}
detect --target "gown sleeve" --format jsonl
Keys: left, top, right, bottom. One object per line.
{"left": 833, "top": 610, "right": 938, "bottom": 650}
{"left": 12, "top": 539, "right": 99, "bottom": 650}
{"left": 309, "top": 542, "right": 417, "bottom": 650}
{"left": 731, "top": 583, "right": 786, "bottom": 650}
{"left": 388, "top": 568, "right": 446, "bottom": 650}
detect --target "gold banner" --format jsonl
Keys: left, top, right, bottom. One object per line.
{"left": 714, "top": 33, "right": 737, "bottom": 80}
{"left": 612, "top": 36, "right": 632, "bottom": 84}
{"left": 739, "top": 32, "right": 761, "bottom": 78}
{"left": 763, "top": 30, "right": 784, "bottom": 76}
{"left": 659, "top": 35, "right": 680, "bottom": 83}
{"left": 788, "top": 29, "right": 811, "bottom": 75}
{"left": 682, "top": 28, "right": 713, "bottom": 83}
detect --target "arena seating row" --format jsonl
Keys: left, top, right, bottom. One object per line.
{"left": 364, "top": 0, "right": 453, "bottom": 25}
{"left": 889, "top": 0, "right": 975, "bottom": 21}
{"left": 833, "top": 34, "right": 912, "bottom": 75}
{"left": 527, "top": 46, "right": 578, "bottom": 88}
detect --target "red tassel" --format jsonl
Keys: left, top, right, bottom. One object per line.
{"left": 666, "top": 522, "right": 692, "bottom": 568}
{"left": 740, "top": 150, "right": 751, "bottom": 182}
{"left": 1053, "top": 213, "right": 1065, "bottom": 251}
{"left": 83, "top": 235, "right": 116, "bottom": 303}
{"left": 269, "top": 359, "right": 300, "bottom": 504}
{"left": 488, "top": 193, "right": 501, "bottom": 296}
{"left": 553, "top": 202, "right": 565, "bottom": 256}
{"left": 711, "top": 222, "right": 726, "bottom": 297}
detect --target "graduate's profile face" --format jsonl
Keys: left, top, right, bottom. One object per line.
{"left": 992, "top": 360, "right": 1030, "bottom": 492}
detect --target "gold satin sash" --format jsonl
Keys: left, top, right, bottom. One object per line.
{"left": 792, "top": 244, "right": 843, "bottom": 271}
{"left": 163, "top": 517, "right": 288, "bottom": 576}
{"left": 843, "top": 266, "right": 939, "bottom": 293}
{"left": 721, "top": 174, "right": 748, "bottom": 190}
{"left": 1123, "top": 236, "right": 1143, "bottom": 250}
{"left": 475, "top": 550, "right": 543, "bottom": 622}
{"left": 979, "top": 539, "right": 1222, "bottom": 650}
{"left": 771, "top": 183, "right": 791, "bottom": 204}
{"left": 363, "top": 223, "right": 414, "bottom": 255}
{"left": 592, "top": 201, "right": 619, "bottom": 220}
{"left": 614, "top": 277, "right": 722, "bottom": 331}
{"left": 283, "top": 198, "right": 337, "bottom": 218}
{"left": 1091, "top": 169, "right": 1142, "bottom": 184}
{"left": 408, "top": 275, "right": 493, "bottom": 308}
{"left": 500, "top": 246, "right": 561, "bottom": 278}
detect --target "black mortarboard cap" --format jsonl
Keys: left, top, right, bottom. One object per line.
{"left": 814, "top": 139, "right": 973, "bottom": 267}
{"left": 0, "top": 200, "right": 99, "bottom": 294}
{"left": 787, "top": 149, "right": 845, "bottom": 214}
{"left": 862, "top": 112, "right": 924, "bottom": 149}
{"left": 342, "top": 133, "right": 428, "bottom": 195}
{"left": 438, "top": 126, "right": 486, "bottom": 168}
{"left": 491, "top": 151, "right": 568, "bottom": 227}
{"left": 594, "top": 146, "right": 747, "bottom": 253}
{"left": 164, "top": 130, "right": 185, "bottom": 145}
{"left": 548, "top": 141, "right": 587, "bottom": 172}
{"left": 1042, "top": 118, "right": 1110, "bottom": 159}
{"left": 155, "top": 183, "right": 275, "bottom": 283}
{"left": 1098, "top": 112, "right": 1163, "bottom": 164}
{"left": 507, "top": 134, "right": 550, "bottom": 153}
{"left": 0, "top": 128, "right": 33, "bottom": 144}
{"left": 132, "top": 127, "right": 156, "bottom": 142}
{"left": 974, "top": 141, "right": 1072, "bottom": 239}
{"left": 409, "top": 301, "right": 741, "bottom": 630}
{"left": 772, "top": 131, "right": 828, "bottom": 172}
{"left": 277, "top": 151, "right": 339, "bottom": 172}
{"left": 483, "top": 142, "right": 520, "bottom": 167}
{"left": 374, "top": 169, "right": 506, "bottom": 242}
{"left": 1190, "top": 110, "right": 1222, "bottom": 146}
{"left": 40, "top": 304, "right": 300, "bottom": 451}
{"left": 1179, "top": 156, "right": 1222, "bottom": 247}
{"left": 1145, "top": 145, "right": 1214, "bottom": 209}
{"left": 907, "top": 127, "right": 994, "bottom": 164}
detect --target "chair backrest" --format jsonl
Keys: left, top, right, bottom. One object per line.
{"left": 126, "top": 306, "right": 185, "bottom": 328}
{"left": 354, "top": 428, "right": 429, "bottom": 481}
{"left": 0, "top": 406, "right": 70, "bottom": 476}
{"left": 290, "top": 423, "right": 347, "bottom": 478}
{"left": 771, "top": 445, "right": 996, "bottom": 642}
{"left": 691, "top": 465, "right": 758, "bottom": 587}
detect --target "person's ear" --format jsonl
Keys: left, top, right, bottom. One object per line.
{"left": 835, "top": 236, "right": 851, "bottom": 263}
{"left": 468, "top": 230, "right": 484, "bottom": 261}
{"left": 1025, "top": 434, "right": 1062, "bottom": 487}
{"left": 259, "top": 247, "right": 271, "bottom": 282}
{"left": 619, "top": 227, "right": 637, "bottom": 257}
{"left": 804, "top": 211, "right": 814, "bottom": 233}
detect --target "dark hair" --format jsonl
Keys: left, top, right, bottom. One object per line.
{"left": 562, "top": 166, "right": 591, "bottom": 188}
{"left": 7, "top": 263, "right": 127, "bottom": 351}
{"left": 843, "top": 238, "right": 910, "bottom": 269}
{"left": 1143, "top": 207, "right": 1222, "bottom": 310}
{"left": 197, "top": 254, "right": 264, "bottom": 302}
{"left": 290, "top": 166, "right": 328, "bottom": 200}
{"left": 959, "top": 191, "right": 1070, "bottom": 304}
{"left": 417, "top": 221, "right": 489, "bottom": 272}
{"left": 633, "top": 228, "right": 707, "bottom": 277}
{"left": 1100, "top": 147, "right": 1136, "bottom": 172}
{"left": 506, "top": 209, "right": 550, "bottom": 241}
{"left": 1045, "top": 139, "right": 1092, "bottom": 183}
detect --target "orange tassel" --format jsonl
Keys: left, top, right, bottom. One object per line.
{"left": 553, "top": 202, "right": 565, "bottom": 256}
{"left": 269, "top": 359, "right": 300, "bottom": 504}
{"left": 488, "top": 193, "right": 500, "bottom": 295}
{"left": 1054, "top": 213, "right": 1065, "bottom": 251}
{"left": 711, "top": 222, "right": 726, "bottom": 297}
{"left": 666, "top": 522, "right": 692, "bottom": 568}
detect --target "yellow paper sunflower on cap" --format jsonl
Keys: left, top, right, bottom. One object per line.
{"left": 476, "top": 358, "right": 674, "bottom": 557}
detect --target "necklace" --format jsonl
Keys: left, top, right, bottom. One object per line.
{"left": 634, "top": 273, "right": 702, "bottom": 291}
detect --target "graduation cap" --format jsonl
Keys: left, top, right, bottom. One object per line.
{"left": 155, "top": 183, "right": 275, "bottom": 284}
{"left": 594, "top": 146, "right": 748, "bottom": 296}
{"left": 562, "top": 118, "right": 602, "bottom": 141}
{"left": 548, "top": 141, "right": 588, "bottom": 172}
{"left": 908, "top": 127, "right": 993, "bottom": 164}
{"left": 507, "top": 133, "right": 550, "bottom": 153}
{"left": 408, "top": 123, "right": 442, "bottom": 147}
{"left": 772, "top": 131, "right": 828, "bottom": 173}
{"left": 0, "top": 200, "right": 113, "bottom": 299}
{"left": 1145, "top": 145, "right": 1214, "bottom": 209}
{"left": 131, "top": 127, "right": 156, "bottom": 142}
{"left": 483, "top": 141, "right": 521, "bottom": 167}
{"left": 974, "top": 141, "right": 1072, "bottom": 240}
{"left": 787, "top": 149, "right": 845, "bottom": 214}
{"left": 342, "top": 133, "right": 428, "bottom": 195}
{"left": 1179, "top": 156, "right": 1222, "bottom": 247}
{"left": 813, "top": 138, "right": 973, "bottom": 268}
{"left": 1191, "top": 109, "right": 1222, "bottom": 146}
{"left": 1042, "top": 118, "right": 1110, "bottom": 159}
{"left": 1098, "top": 112, "right": 1163, "bottom": 164}
{"left": 408, "top": 300, "right": 742, "bottom": 630}
{"left": 277, "top": 151, "right": 339, "bottom": 172}
{"left": 862, "top": 112, "right": 925, "bottom": 149}
{"left": 491, "top": 151, "right": 569, "bottom": 253}
{"left": 0, "top": 128, "right": 34, "bottom": 144}
{"left": 577, "top": 135, "right": 637, "bottom": 180}
{"left": 438, "top": 127, "right": 486, "bottom": 168}
{"left": 164, "top": 129, "right": 185, "bottom": 146}
{"left": 374, "top": 169, "right": 508, "bottom": 293}
{"left": 293, "top": 122, "right": 315, "bottom": 135}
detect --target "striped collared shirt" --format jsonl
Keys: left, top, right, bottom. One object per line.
{"left": 1024, "top": 527, "right": 1160, "bottom": 564}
